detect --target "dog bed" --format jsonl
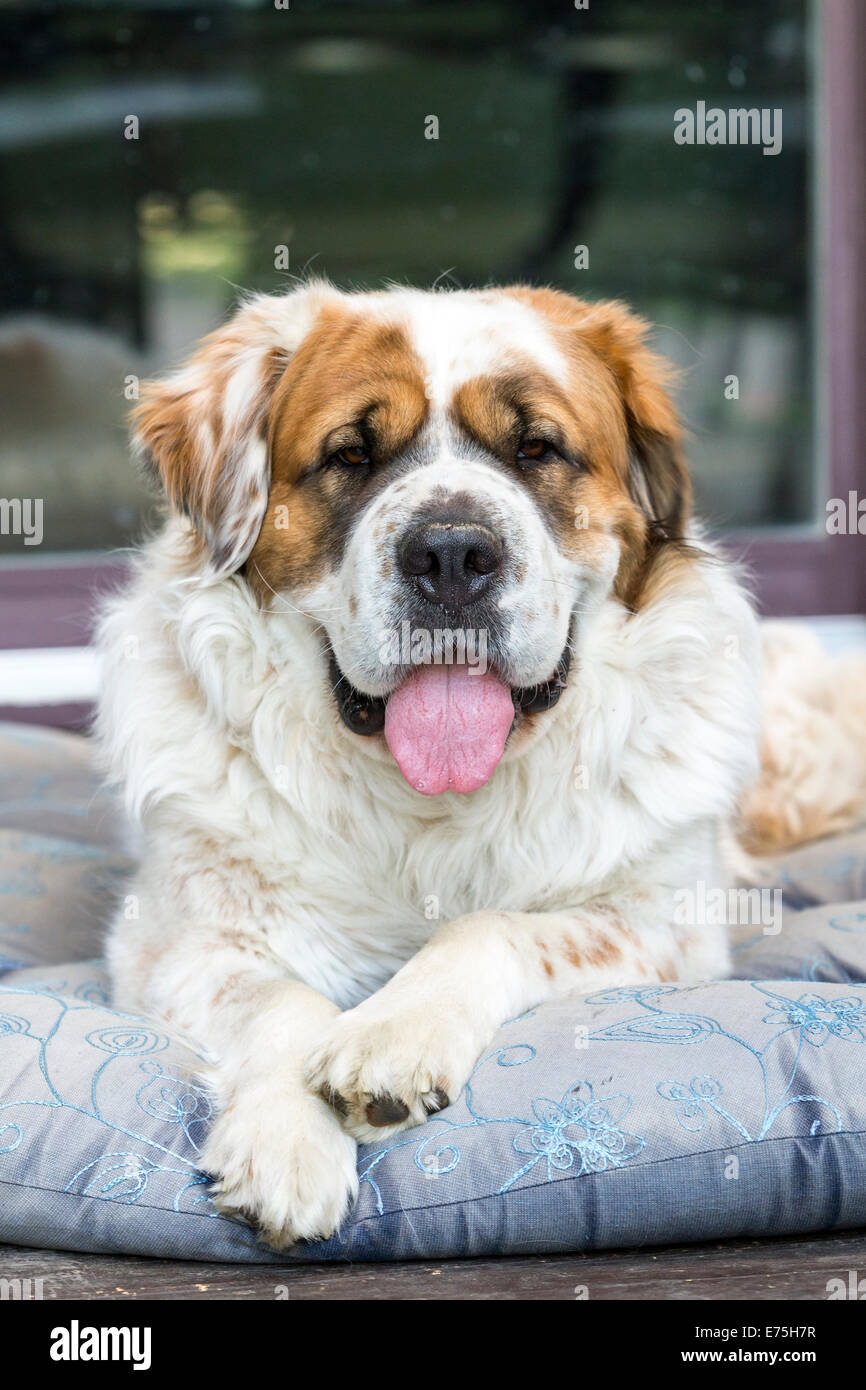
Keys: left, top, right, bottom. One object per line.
{"left": 1, "top": 721, "right": 865, "bottom": 1262}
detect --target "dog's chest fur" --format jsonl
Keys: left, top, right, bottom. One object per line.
{"left": 99, "top": 526, "right": 760, "bottom": 1010}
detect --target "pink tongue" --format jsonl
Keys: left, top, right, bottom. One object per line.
{"left": 385, "top": 664, "right": 515, "bottom": 795}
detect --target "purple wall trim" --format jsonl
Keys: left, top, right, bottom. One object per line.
{"left": 0, "top": 561, "right": 129, "bottom": 651}
{"left": 721, "top": 533, "right": 865, "bottom": 617}
{"left": 726, "top": 0, "right": 866, "bottom": 618}
{"left": 825, "top": 0, "right": 866, "bottom": 510}
{"left": 0, "top": 702, "right": 93, "bottom": 732}
{"left": 0, "top": 561, "right": 123, "bottom": 727}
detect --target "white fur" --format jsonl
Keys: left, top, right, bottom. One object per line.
{"left": 97, "top": 285, "right": 763, "bottom": 1247}
{"left": 305, "top": 442, "right": 589, "bottom": 699}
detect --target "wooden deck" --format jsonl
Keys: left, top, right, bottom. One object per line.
{"left": 3, "top": 1229, "right": 864, "bottom": 1300}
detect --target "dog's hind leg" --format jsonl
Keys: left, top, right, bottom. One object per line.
{"left": 736, "top": 622, "right": 866, "bottom": 857}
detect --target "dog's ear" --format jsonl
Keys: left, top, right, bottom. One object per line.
{"left": 575, "top": 300, "right": 691, "bottom": 540}
{"left": 133, "top": 286, "right": 327, "bottom": 576}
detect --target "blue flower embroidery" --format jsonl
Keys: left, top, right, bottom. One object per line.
{"left": 70, "top": 1151, "right": 158, "bottom": 1205}
{"left": 829, "top": 910, "right": 866, "bottom": 934}
{"left": 759, "top": 991, "right": 866, "bottom": 1046}
{"left": 656, "top": 1074, "right": 747, "bottom": 1137}
{"left": 503, "top": 1082, "right": 644, "bottom": 1191}
{"left": 0, "top": 1123, "right": 22, "bottom": 1154}
{"left": 0, "top": 987, "right": 241, "bottom": 1237}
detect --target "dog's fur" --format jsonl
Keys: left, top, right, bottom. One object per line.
{"left": 97, "top": 282, "right": 865, "bottom": 1246}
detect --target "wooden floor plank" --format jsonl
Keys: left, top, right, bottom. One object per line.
{"left": 2, "top": 1229, "right": 864, "bottom": 1300}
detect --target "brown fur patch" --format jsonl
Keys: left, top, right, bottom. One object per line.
{"left": 624, "top": 536, "right": 706, "bottom": 613}
{"left": 585, "top": 928, "right": 623, "bottom": 970}
{"left": 561, "top": 936, "right": 583, "bottom": 970}
{"left": 248, "top": 308, "right": 428, "bottom": 600}
{"left": 453, "top": 365, "right": 642, "bottom": 566}
{"left": 534, "top": 935, "right": 555, "bottom": 977}
{"left": 496, "top": 287, "right": 692, "bottom": 605}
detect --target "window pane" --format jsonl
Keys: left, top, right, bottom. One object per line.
{"left": 0, "top": 0, "right": 813, "bottom": 554}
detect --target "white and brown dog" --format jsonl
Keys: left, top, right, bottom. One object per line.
{"left": 97, "top": 282, "right": 866, "bottom": 1247}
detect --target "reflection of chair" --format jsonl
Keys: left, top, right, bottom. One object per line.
{"left": 510, "top": 66, "right": 619, "bottom": 282}
{"left": 0, "top": 171, "right": 147, "bottom": 348}
{"left": 494, "top": 0, "right": 621, "bottom": 281}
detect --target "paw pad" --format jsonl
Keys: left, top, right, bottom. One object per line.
{"left": 364, "top": 1094, "right": 410, "bottom": 1128}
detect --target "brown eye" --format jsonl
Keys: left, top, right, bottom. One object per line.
{"left": 333, "top": 445, "right": 370, "bottom": 468}
{"left": 518, "top": 439, "right": 546, "bottom": 459}
{"left": 517, "top": 438, "right": 553, "bottom": 462}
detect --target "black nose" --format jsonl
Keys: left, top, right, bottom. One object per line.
{"left": 397, "top": 521, "right": 504, "bottom": 611}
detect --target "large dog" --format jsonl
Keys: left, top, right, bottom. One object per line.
{"left": 97, "top": 283, "right": 865, "bottom": 1247}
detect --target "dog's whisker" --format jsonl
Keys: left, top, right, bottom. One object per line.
{"left": 252, "top": 564, "right": 350, "bottom": 619}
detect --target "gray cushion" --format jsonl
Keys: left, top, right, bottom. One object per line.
{"left": 1, "top": 722, "right": 865, "bottom": 1261}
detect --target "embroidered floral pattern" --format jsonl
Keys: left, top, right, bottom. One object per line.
{"left": 758, "top": 990, "right": 866, "bottom": 1046}
{"left": 505, "top": 1084, "right": 645, "bottom": 1189}
{"left": 0, "top": 981, "right": 247, "bottom": 1238}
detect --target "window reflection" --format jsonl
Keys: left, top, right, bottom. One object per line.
{"left": 0, "top": 0, "right": 813, "bottom": 552}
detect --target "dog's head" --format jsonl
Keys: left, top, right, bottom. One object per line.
{"left": 134, "top": 282, "right": 689, "bottom": 794}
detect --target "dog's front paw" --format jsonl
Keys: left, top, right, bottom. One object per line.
{"left": 202, "top": 1086, "right": 358, "bottom": 1249}
{"left": 303, "top": 999, "right": 482, "bottom": 1143}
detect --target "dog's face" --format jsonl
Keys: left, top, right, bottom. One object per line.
{"left": 135, "top": 284, "right": 689, "bottom": 794}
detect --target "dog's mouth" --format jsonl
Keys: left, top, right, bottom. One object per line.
{"left": 328, "top": 644, "right": 571, "bottom": 796}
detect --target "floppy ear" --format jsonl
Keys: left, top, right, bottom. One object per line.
{"left": 577, "top": 300, "right": 691, "bottom": 540}
{"left": 133, "top": 286, "right": 326, "bottom": 575}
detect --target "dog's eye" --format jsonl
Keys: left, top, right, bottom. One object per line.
{"left": 516, "top": 438, "right": 555, "bottom": 463}
{"left": 332, "top": 445, "right": 370, "bottom": 468}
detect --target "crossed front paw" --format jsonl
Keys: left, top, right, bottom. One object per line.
{"left": 202, "top": 1087, "right": 359, "bottom": 1249}
{"left": 303, "top": 999, "right": 477, "bottom": 1144}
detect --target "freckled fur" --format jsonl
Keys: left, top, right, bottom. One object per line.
{"left": 97, "top": 280, "right": 865, "bottom": 1248}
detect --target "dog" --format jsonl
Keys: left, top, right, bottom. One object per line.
{"left": 96, "top": 282, "right": 864, "bottom": 1248}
